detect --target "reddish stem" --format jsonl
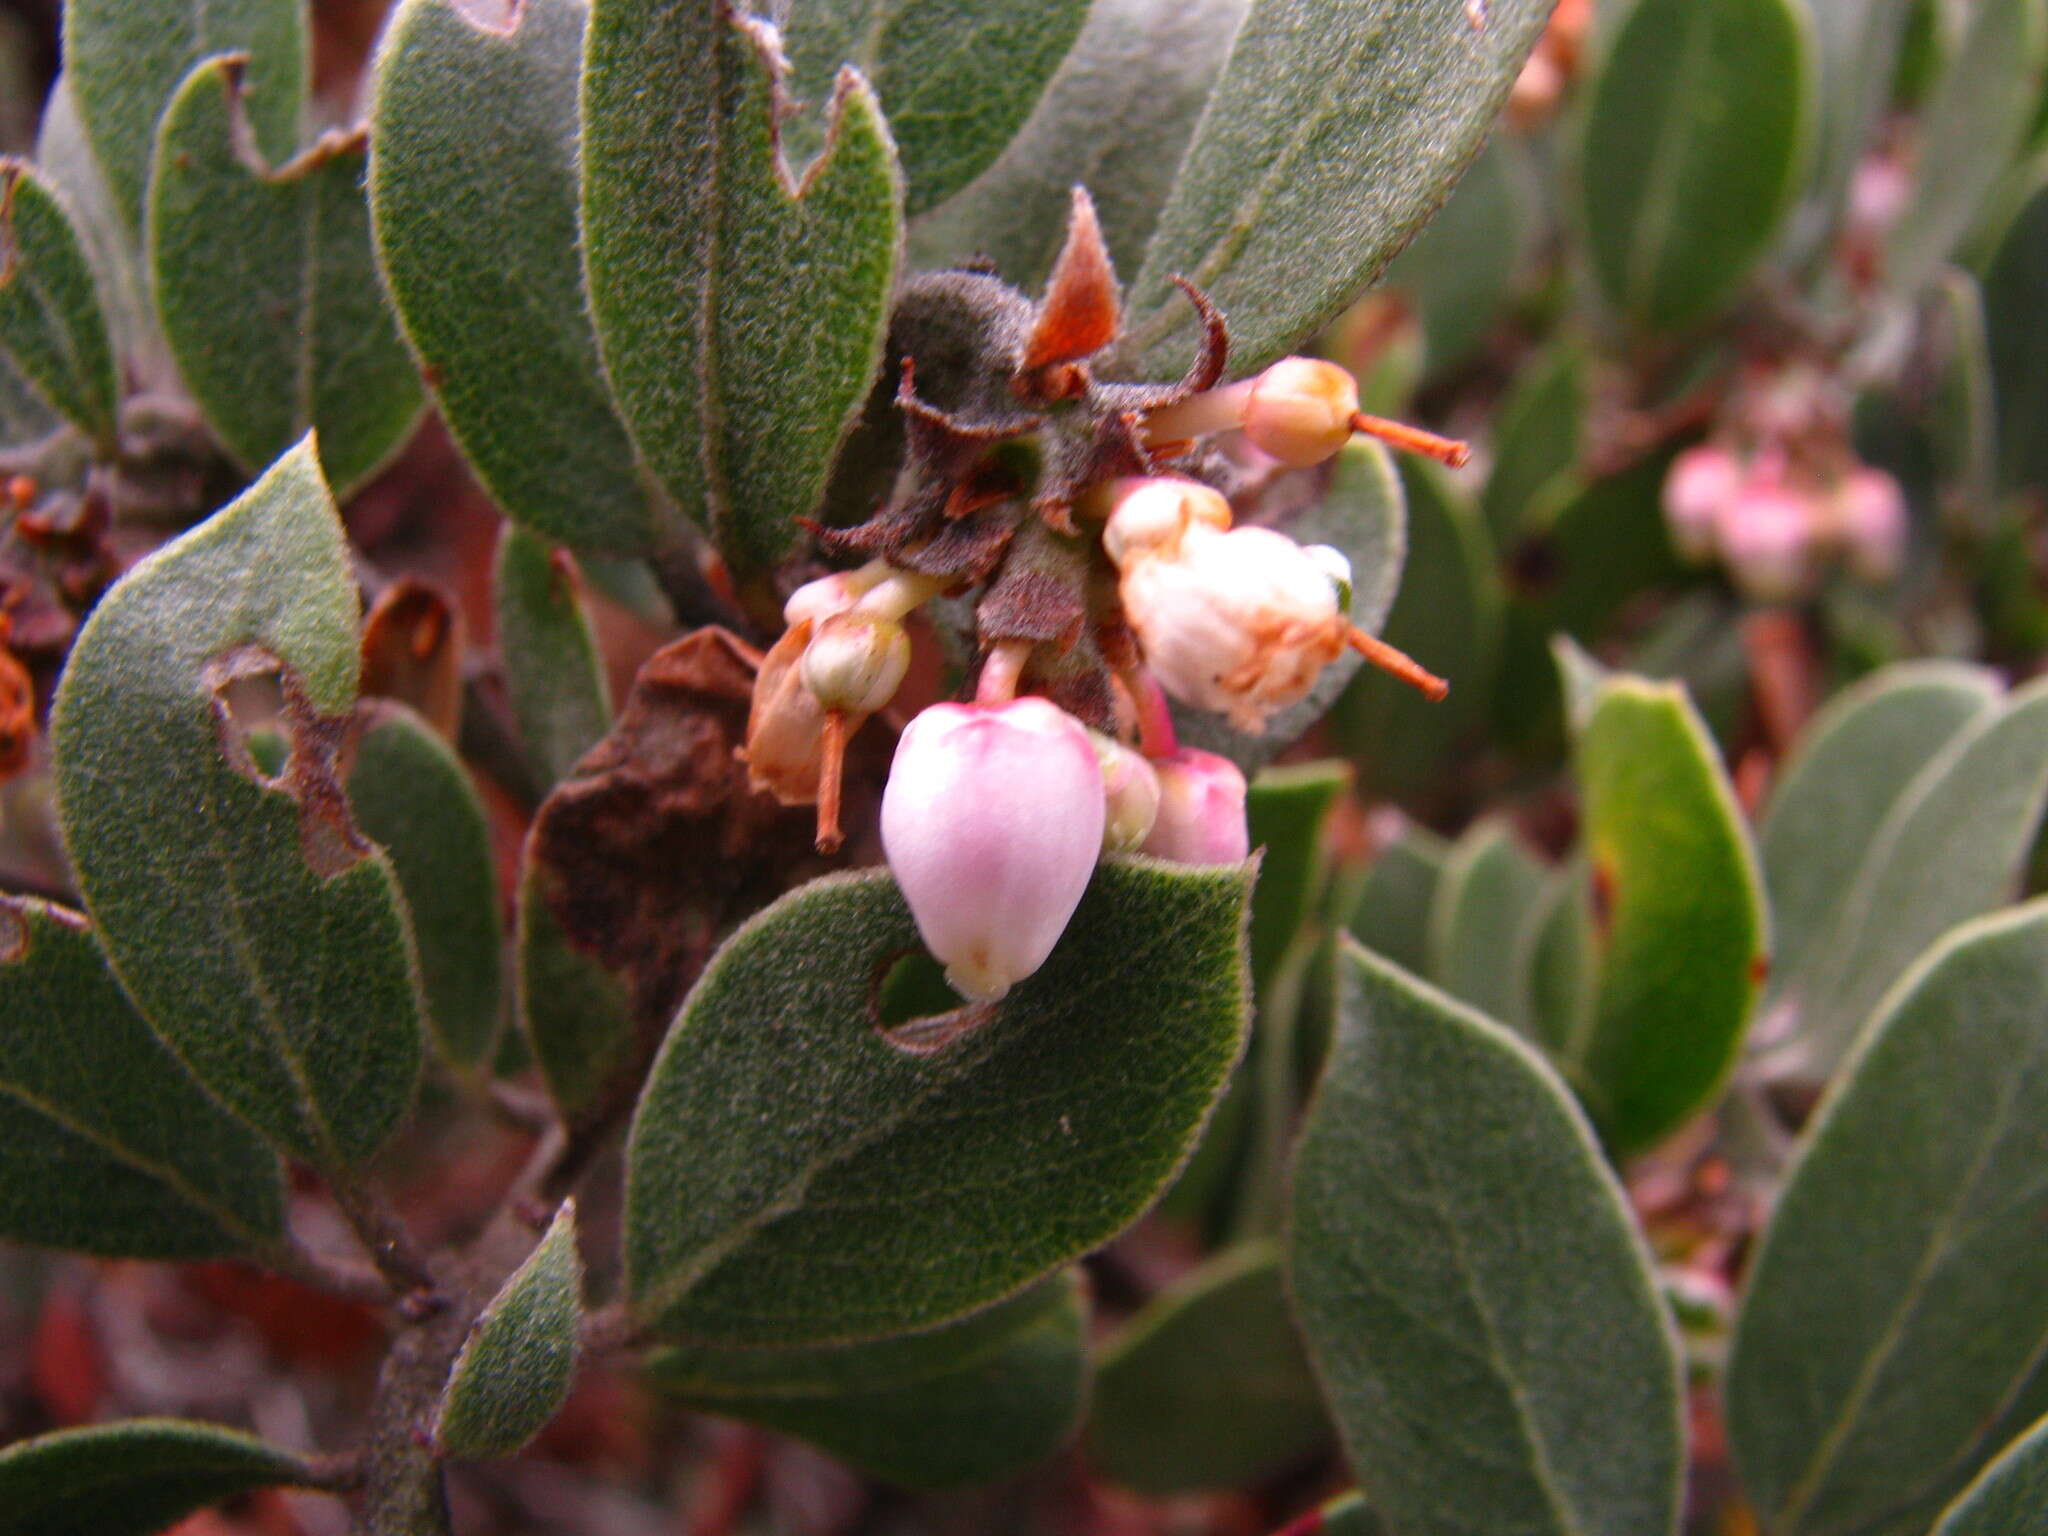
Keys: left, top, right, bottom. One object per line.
{"left": 1348, "top": 626, "right": 1450, "bottom": 701}
{"left": 1350, "top": 410, "right": 1471, "bottom": 468}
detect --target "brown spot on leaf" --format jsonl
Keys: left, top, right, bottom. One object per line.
{"left": 1749, "top": 953, "right": 1771, "bottom": 989}
{"left": 360, "top": 578, "right": 465, "bottom": 741}
{"left": 1590, "top": 859, "right": 1618, "bottom": 938}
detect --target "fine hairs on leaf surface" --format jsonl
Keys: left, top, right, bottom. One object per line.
{"left": 0, "top": 1418, "right": 320, "bottom": 1536}
{"left": 437, "top": 1202, "right": 583, "bottom": 1461}
{"left": 0, "top": 158, "right": 120, "bottom": 450}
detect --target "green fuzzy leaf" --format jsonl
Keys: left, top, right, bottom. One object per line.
{"left": 1758, "top": 661, "right": 1999, "bottom": 1013}
{"left": 783, "top": 0, "right": 1088, "bottom": 216}
{"left": 653, "top": 1272, "right": 1087, "bottom": 1490}
{"left": 905, "top": 0, "right": 1246, "bottom": 284}
{"left": 1482, "top": 344, "right": 1586, "bottom": 547}
{"left": 1332, "top": 458, "right": 1502, "bottom": 805}
{"left": 1579, "top": 0, "right": 1812, "bottom": 334}
{"left": 1771, "top": 676, "right": 2048, "bottom": 1082}
{"left": 1173, "top": 439, "right": 1405, "bottom": 770}
{"left": 515, "top": 852, "right": 636, "bottom": 1124}
{"left": 62, "top": 0, "right": 305, "bottom": 235}
{"left": 625, "top": 858, "right": 1254, "bottom": 1346}
{"left": 346, "top": 703, "right": 503, "bottom": 1072}
{"left": 149, "top": 57, "right": 424, "bottom": 496}
{"left": 1381, "top": 137, "right": 1528, "bottom": 379}
{"left": 51, "top": 437, "right": 425, "bottom": 1168}
{"left": 438, "top": 1201, "right": 583, "bottom": 1460}
{"left": 1122, "top": 0, "right": 1556, "bottom": 378}
{"left": 1933, "top": 1413, "right": 2048, "bottom": 1536}
{"left": 1246, "top": 761, "right": 1349, "bottom": 994}
{"left": 368, "top": 0, "right": 663, "bottom": 555}
{"left": 1343, "top": 821, "right": 1446, "bottom": 977}
{"left": 1088, "top": 1241, "right": 1328, "bottom": 1495}
{"left": 0, "top": 161, "right": 120, "bottom": 449}
{"left": 1727, "top": 900, "right": 2048, "bottom": 1536}
{"left": 0, "top": 1418, "right": 315, "bottom": 1536}
{"left": 493, "top": 526, "right": 613, "bottom": 793}
{"left": 1884, "top": 0, "right": 2048, "bottom": 296}
{"left": 0, "top": 896, "right": 285, "bottom": 1259}
{"left": 1289, "top": 942, "right": 1686, "bottom": 1536}
{"left": 1982, "top": 165, "right": 2048, "bottom": 491}
{"left": 1561, "top": 676, "right": 1765, "bottom": 1155}
{"left": 581, "top": 0, "right": 901, "bottom": 587}
{"left": 1526, "top": 861, "right": 1597, "bottom": 1057}
{"left": 1426, "top": 816, "right": 1549, "bottom": 1034}
{"left": 0, "top": 349, "right": 58, "bottom": 451}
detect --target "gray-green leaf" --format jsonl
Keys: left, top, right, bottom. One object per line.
{"left": 368, "top": 0, "right": 663, "bottom": 555}
{"left": 625, "top": 858, "right": 1254, "bottom": 1346}
{"left": 1343, "top": 820, "right": 1447, "bottom": 977}
{"left": 1122, "top": 0, "right": 1557, "bottom": 378}
{"left": 1727, "top": 900, "right": 2048, "bottom": 1536}
{"left": 1381, "top": 137, "right": 1529, "bottom": 379}
{"left": 437, "top": 1201, "right": 583, "bottom": 1460}
{"left": 0, "top": 896, "right": 285, "bottom": 1259}
{"left": 1933, "top": 1412, "right": 2048, "bottom": 1536}
{"left": 580, "top": 0, "right": 902, "bottom": 588}
{"left": 1426, "top": 815, "right": 1549, "bottom": 1033}
{"left": 493, "top": 526, "right": 613, "bottom": 792}
{"left": 149, "top": 57, "right": 425, "bottom": 496}
{"left": 1289, "top": 941, "right": 1686, "bottom": 1536}
{"left": 0, "top": 160, "right": 120, "bottom": 450}
{"left": 0, "top": 1418, "right": 315, "bottom": 1536}
{"left": 51, "top": 437, "right": 425, "bottom": 1168}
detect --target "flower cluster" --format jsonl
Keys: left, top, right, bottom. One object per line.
{"left": 742, "top": 191, "right": 1455, "bottom": 1001}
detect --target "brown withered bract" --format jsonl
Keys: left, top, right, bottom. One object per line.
{"left": 360, "top": 578, "right": 466, "bottom": 742}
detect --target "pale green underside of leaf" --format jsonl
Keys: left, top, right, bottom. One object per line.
{"left": 1728, "top": 900, "right": 2048, "bottom": 1536}
{"left": 0, "top": 897, "right": 285, "bottom": 1259}
{"left": 369, "top": 0, "right": 663, "bottom": 555}
{"left": 149, "top": 57, "right": 424, "bottom": 497}
{"left": 1123, "top": 0, "right": 1557, "bottom": 379}
{"left": 580, "top": 0, "right": 902, "bottom": 583}
{"left": 1289, "top": 941, "right": 1686, "bottom": 1536}
{"left": 51, "top": 437, "right": 424, "bottom": 1167}
{"left": 0, "top": 1418, "right": 314, "bottom": 1536}
{"left": 625, "top": 858, "right": 1254, "bottom": 1346}
{"left": 438, "top": 1202, "right": 583, "bottom": 1460}
{"left": 493, "top": 526, "right": 613, "bottom": 793}
{"left": 0, "top": 160, "right": 121, "bottom": 449}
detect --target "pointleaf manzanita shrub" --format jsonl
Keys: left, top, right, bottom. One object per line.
{"left": 1, "top": 0, "right": 2047, "bottom": 1532}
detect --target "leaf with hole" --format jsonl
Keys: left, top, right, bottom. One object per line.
{"left": 0, "top": 1418, "right": 316, "bottom": 1536}
{"left": 346, "top": 702, "right": 503, "bottom": 1072}
{"left": 0, "top": 160, "right": 119, "bottom": 450}
{"left": 580, "top": 0, "right": 901, "bottom": 590}
{"left": 438, "top": 1202, "right": 583, "bottom": 1460}
{"left": 624, "top": 858, "right": 1253, "bottom": 1346}
{"left": 0, "top": 896, "right": 285, "bottom": 1260}
{"left": 1087, "top": 1241, "right": 1327, "bottom": 1495}
{"left": 51, "top": 437, "right": 425, "bottom": 1168}
{"left": 1289, "top": 941, "right": 1686, "bottom": 1536}
{"left": 149, "top": 57, "right": 424, "bottom": 497}
{"left": 1727, "top": 900, "right": 2048, "bottom": 1536}
{"left": 1121, "top": 0, "right": 1556, "bottom": 378}
{"left": 1579, "top": 0, "right": 1812, "bottom": 333}
{"left": 369, "top": 0, "right": 663, "bottom": 555}
{"left": 494, "top": 526, "right": 613, "bottom": 793}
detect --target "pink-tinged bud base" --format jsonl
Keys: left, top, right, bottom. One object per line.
{"left": 881, "top": 698, "right": 1106, "bottom": 1002}
{"left": 1142, "top": 749, "right": 1250, "bottom": 864}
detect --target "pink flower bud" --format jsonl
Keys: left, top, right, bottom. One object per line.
{"left": 1090, "top": 732, "right": 1162, "bottom": 852}
{"left": 1142, "top": 749, "right": 1249, "bottom": 864}
{"left": 880, "top": 698, "right": 1106, "bottom": 1002}
{"left": 1717, "top": 481, "right": 1817, "bottom": 603}
{"left": 1243, "top": 358, "right": 1360, "bottom": 468}
{"left": 1833, "top": 468, "right": 1906, "bottom": 583}
{"left": 1664, "top": 445, "right": 1742, "bottom": 563}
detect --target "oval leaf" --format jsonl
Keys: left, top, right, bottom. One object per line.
{"left": 625, "top": 858, "right": 1254, "bottom": 1346}
{"left": 149, "top": 57, "right": 424, "bottom": 496}
{"left": 1426, "top": 815, "right": 1548, "bottom": 1033}
{"left": 437, "top": 1201, "right": 583, "bottom": 1460}
{"left": 51, "top": 437, "right": 425, "bottom": 1167}
{"left": 0, "top": 896, "right": 285, "bottom": 1259}
{"left": 1122, "top": 0, "right": 1556, "bottom": 378}
{"left": 1246, "top": 761, "right": 1349, "bottom": 993}
{"left": 1933, "top": 1413, "right": 2048, "bottom": 1536}
{"left": 783, "top": 0, "right": 1088, "bottom": 216}
{"left": 1381, "top": 137, "right": 1529, "bottom": 379}
{"left": 1343, "top": 820, "right": 1447, "bottom": 977}
{"left": 1482, "top": 343, "right": 1585, "bottom": 546}
{"left": 1727, "top": 900, "right": 2048, "bottom": 1536}
{"left": 1289, "top": 940, "right": 1686, "bottom": 1536}
{"left": 493, "top": 526, "right": 613, "bottom": 792}
{"left": 1579, "top": 0, "right": 1812, "bottom": 334}
{"left": 1088, "top": 1241, "right": 1328, "bottom": 1495}
{"left": 1780, "top": 0, "right": 1914, "bottom": 264}
{"left": 0, "top": 161, "right": 120, "bottom": 450}
{"left": 346, "top": 703, "right": 504, "bottom": 1071}
{"left": 62, "top": 0, "right": 305, "bottom": 234}
{"left": 0, "top": 1418, "right": 315, "bottom": 1536}
{"left": 1559, "top": 675, "right": 1765, "bottom": 1154}
{"left": 369, "top": 0, "right": 663, "bottom": 555}
{"left": 581, "top": 0, "right": 902, "bottom": 587}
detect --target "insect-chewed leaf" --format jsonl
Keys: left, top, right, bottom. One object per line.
{"left": 0, "top": 1419, "right": 315, "bottom": 1536}
{"left": 624, "top": 859, "right": 1253, "bottom": 1346}
{"left": 51, "top": 437, "right": 425, "bottom": 1169}
{"left": 493, "top": 526, "right": 613, "bottom": 793}
{"left": 437, "top": 1202, "right": 583, "bottom": 1460}
{"left": 0, "top": 161, "right": 120, "bottom": 450}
